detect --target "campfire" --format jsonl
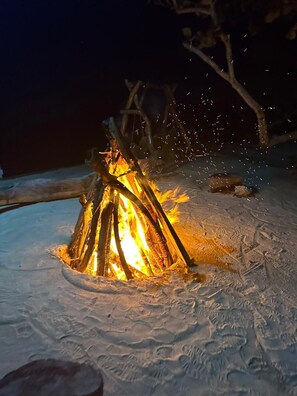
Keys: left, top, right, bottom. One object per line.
{"left": 65, "top": 118, "right": 193, "bottom": 280}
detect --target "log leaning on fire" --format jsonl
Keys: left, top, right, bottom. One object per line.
{"left": 105, "top": 117, "right": 194, "bottom": 269}
{"left": 113, "top": 194, "right": 133, "bottom": 280}
{"left": 71, "top": 180, "right": 105, "bottom": 272}
{"left": 88, "top": 149, "right": 173, "bottom": 271}
{"left": 68, "top": 117, "right": 193, "bottom": 280}
{"left": 97, "top": 193, "right": 114, "bottom": 277}
{"left": 68, "top": 174, "right": 99, "bottom": 268}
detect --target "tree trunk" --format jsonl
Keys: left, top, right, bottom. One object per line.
{"left": 183, "top": 39, "right": 270, "bottom": 148}
{"left": 163, "top": 2, "right": 297, "bottom": 149}
{"left": 228, "top": 78, "right": 269, "bottom": 148}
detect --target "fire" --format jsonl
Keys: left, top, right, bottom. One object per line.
{"left": 65, "top": 120, "right": 193, "bottom": 282}
{"left": 154, "top": 186, "right": 189, "bottom": 225}
{"left": 80, "top": 156, "right": 188, "bottom": 280}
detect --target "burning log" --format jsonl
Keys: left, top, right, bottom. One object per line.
{"left": 106, "top": 117, "right": 193, "bottom": 267}
{"left": 67, "top": 118, "right": 193, "bottom": 280}
{"left": 113, "top": 193, "right": 133, "bottom": 280}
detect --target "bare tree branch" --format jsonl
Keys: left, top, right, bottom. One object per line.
{"left": 220, "top": 33, "right": 235, "bottom": 81}
{"left": 154, "top": 0, "right": 211, "bottom": 15}
{"left": 183, "top": 42, "right": 229, "bottom": 82}
{"left": 175, "top": 6, "right": 211, "bottom": 15}
{"left": 183, "top": 41, "right": 269, "bottom": 147}
{"left": 268, "top": 131, "right": 297, "bottom": 147}
{"left": 156, "top": 0, "right": 296, "bottom": 149}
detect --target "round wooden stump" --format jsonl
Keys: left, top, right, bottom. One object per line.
{"left": 0, "top": 359, "right": 103, "bottom": 396}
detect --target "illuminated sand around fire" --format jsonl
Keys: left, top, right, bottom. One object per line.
{"left": 0, "top": 152, "right": 297, "bottom": 395}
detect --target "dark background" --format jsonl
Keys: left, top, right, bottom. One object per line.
{"left": 0, "top": 0, "right": 296, "bottom": 177}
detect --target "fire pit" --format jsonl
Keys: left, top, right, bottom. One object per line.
{"left": 61, "top": 118, "right": 193, "bottom": 281}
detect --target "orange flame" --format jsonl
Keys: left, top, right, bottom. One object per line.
{"left": 81, "top": 156, "right": 188, "bottom": 280}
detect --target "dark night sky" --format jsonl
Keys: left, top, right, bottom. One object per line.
{"left": 0, "top": 0, "right": 296, "bottom": 176}
{"left": 0, "top": 0, "right": 189, "bottom": 176}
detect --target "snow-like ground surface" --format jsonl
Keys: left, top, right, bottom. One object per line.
{"left": 0, "top": 150, "right": 297, "bottom": 395}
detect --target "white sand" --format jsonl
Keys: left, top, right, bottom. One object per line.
{"left": 0, "top": 150, "right": 296, "bottom": 395}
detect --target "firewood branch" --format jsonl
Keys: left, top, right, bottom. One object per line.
{"left": 268, "top": 131, "right": 297, "bottom": 147}
{"left": 76, "top": 182, "right": 105, "bottom": 272}
{"left": 89, "top": 148, "right": 172, "bottom": 267}
{"left": 97, "top": 195, "right": 114, "bottom": 276}
{"left": 113, "top": 194, "right": 133, "bottom": 280}
{"left": 120, "top": 80, "right": 143, "bottom": 135}
{"left": 68, "top": 174, "right": 97, "bottom": 261}
{"left": 124, "top": 80, "right": 154, "bottom": 155}
{"left": 107, "top": 117, "right": 194, "bottom": 268}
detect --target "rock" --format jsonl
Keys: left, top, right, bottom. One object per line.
{"left": 0, "top": 359, "right": 103, "bottom": 396}
{"left": 208, "top": 173, "right": 243, "bottom": 193}
{"left": 234, "top": 185, "right": 254, "bottom": 198}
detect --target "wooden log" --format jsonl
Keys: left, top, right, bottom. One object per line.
{"left": 125, "top": 172, "right": 141, "bottom": 196}
{"left": 75, "top": 199, "right": 93, "bottom": 264}
{"left": 120, "top": 80, "right": 143, "bottom": 136}
{"left": 0, "top": 173, "right": 94, "bottom": 206}
{"left": 113, "top": 178, "right": 172, "bottom": 268}
{"left": 124, "top": 79, "right": 155, "bottom": 157}
{"left": 127, "top": 200, "right": 168, "bottom": 272}
{"left": 89, "top": 148, "right": 172, "bottom": 268}
{"left": 106, "top": 117, "right": 194, "bottom": 268}
{"left": 68, "top": 174, "right": 97, "bottom": 267}
{"left": 138, "top": 247, "right": 154, "bottom": 276}
{"left": 113, "top": 194, "right": 133, "bottom": 280}
{"left": 144, "top": 226, "right": 169, "bottom": 271}
{"left": 97, "top": 192, "right": 114, "bottom": 276}
{"left": 76, "top": 181, "right": 105, "bottom": 272}
{"left": 117, "top": 195, "right": 156, "bottom": 275}
{"left": 127, "top": 263, "right": 148, "bottom": 278}
{"left": 68, "top": 174, "right": 97, "bottom": 260}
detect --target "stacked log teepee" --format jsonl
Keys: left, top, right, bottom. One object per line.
{"left": 67, "top": 118, "right": 192, "bottom": 280}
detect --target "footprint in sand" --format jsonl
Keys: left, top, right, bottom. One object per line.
{"left": 259, "top": 229, "right": 281, "bottom": 242}
{"left": 205, "top": 334, "right": 246, "bottom": 354}
{"left": 96, "top": 353, "right": 145, "bottom": 382}
{"left": 155, "top": 345, "right": 174, "bottom": 359}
